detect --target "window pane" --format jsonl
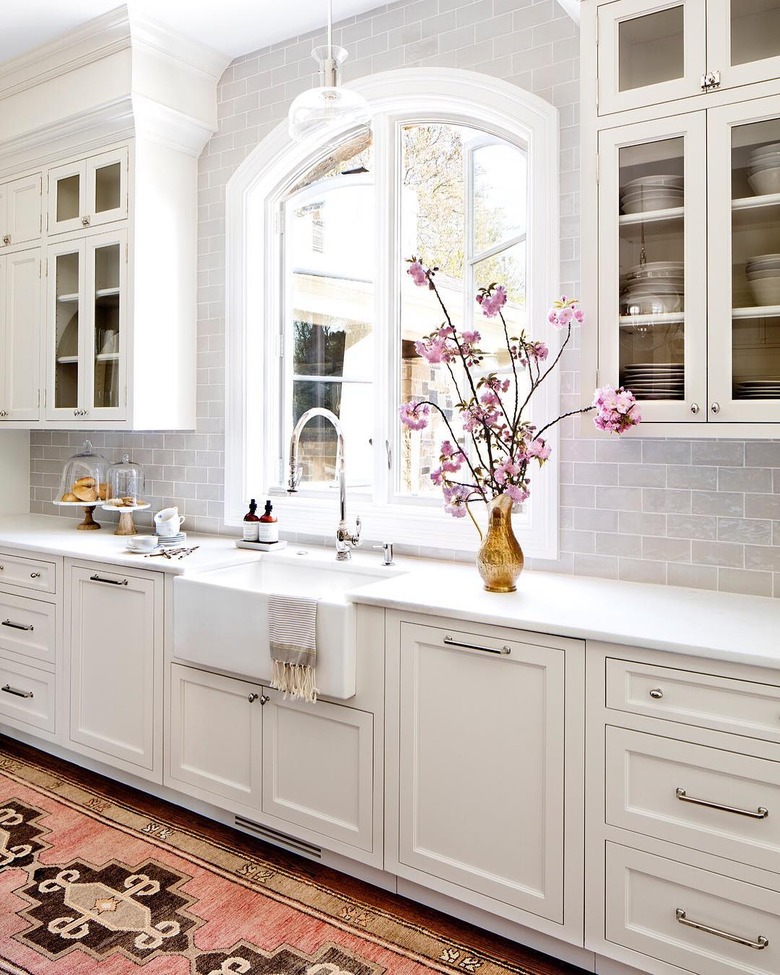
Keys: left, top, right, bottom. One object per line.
{"left": 284, "top": 169, "right": 374, "bottom": 492}
{"left": 472, "top": 142, "right": 527, "bottom": 255}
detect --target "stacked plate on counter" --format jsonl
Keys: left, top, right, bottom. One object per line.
{"left": 621, "top": 362, "right": 684, "bottom": 400}
{"left": 620, "top": 175, "right": 684, "bottom": 214}
{"left": 745, "top": 254, "right": 780, "bottom": 307}
{"left": 735, "top": 379, "right": 780, "bottom": 399}
{"left": 747, "top": 143, "right": 780, "bottom": 196}
{"left": 620, "top": 261, "right": 684, "bottom": 316}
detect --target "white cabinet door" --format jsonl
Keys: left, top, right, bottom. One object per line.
{"left": 0, "top": 250, "right": 41, "bottom": 421}
{"left": 707, "top": 92, "right": 780, "bottom": 422}
{"left": 48, "top": 149, "right": 128, "bottom": 236}
{"left": 708, "top": 0, "right": 780, "bottom": 93}
{"left": 597, "top": 0, "right": 707, "bottom": 115}
{"left": 68, "top": 563, "right": 161, "bottom": 776}
{"left": 168, "top": 663, "right": 263, "bottom": 811}
{"left": 392, "top": 621, "right": 566, "bottom": 923}
{"left": 0, "top": 174, "right": 42, "bottom": 248}
{"left": 598, "top": 111, "right": 707, "bottom": 423}
{"left": 261, "top": 690, "right": 374, "bottom": 852}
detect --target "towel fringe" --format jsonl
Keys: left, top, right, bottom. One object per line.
{"left": 271, "top": 660, "right": 318, "bottom": 703}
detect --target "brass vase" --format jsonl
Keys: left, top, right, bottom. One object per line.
{"left": 476, "top": 494, "right": 524, "bottom": 593}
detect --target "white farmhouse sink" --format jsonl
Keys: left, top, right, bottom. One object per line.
{"left": 173, "top": 549, "right": 402, "bottom": 699}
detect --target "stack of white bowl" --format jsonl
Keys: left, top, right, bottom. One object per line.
{"left": 620, "top": 261, "right": 685, "bottom": 316}
{"left": 746, "top": 254, "right": 780, "bottom": 307}
{"left": 620, "top": 175, "right": 684, "bottom": 214}
{"left": 747, "top": 143, "right": 780, "bottom": 196}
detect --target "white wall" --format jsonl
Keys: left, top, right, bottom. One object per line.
{"left": 0, "top": 431, "right": 30, "bottom": 513}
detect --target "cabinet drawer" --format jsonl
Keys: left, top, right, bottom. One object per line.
{"left": 606, "top": 843, "right": 780, "bottom": 975}
{"left": 0, "top": 592, "right": 55, "bottom": 665}
{"left": 0, "top": 551, "right": 57, "bottom": 595}
{"left": 0, "top": 654, "right": 55, "bottom": 733}
{"left": 606, "top": 657, "right": 780, "bottom": 742}
{"left": 606, "top": 726, "right": 780, "bottom": 872}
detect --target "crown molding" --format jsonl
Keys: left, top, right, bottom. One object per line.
{"left": 130, "top": 14, "right": 231, "bottom": 84}
{"left": 132, "top": 94, "right": 217, "bottom": 157}
{"left": 556, "top": 0, "right": 581, "bottom": 24}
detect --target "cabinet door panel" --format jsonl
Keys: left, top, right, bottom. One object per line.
{"left": 68, "top": 564, "right": 159, "bottom": 772}
{"left": 86, "top": 148, "right": 128, "bottom": 228}
{"left": 2, "top": 249, "right": 41, "bottom": 420}
{"left": 46, "top": 239, "right": 84, "bottom": 419}
{"left": 262, "top": 692, "right": 373, "bottom": 851}
{"left": 396, "top": 622, "right": 565, "bottom": 921}
{"left": 85, "top": 230, "right": 126, "bottom": 420}
{"left": 708, "top": 93, "right": 780, "bottom": 420}
{"left": 47, "top": 161, "right": 85, "bottom": 236}
{"left": 598, "top": 112, "right": 707, "bottom": 422}
{"left": 4, "top": 174, "right": 41, "bottom": 246}
{"left": 169, "top": 663, "right": 262, "bottom": 809}
{"left": 597, "top": 0, "right": 706, "bottom": 115}
{"left": 709, "top": 0, "right": 780, "bottom": 92}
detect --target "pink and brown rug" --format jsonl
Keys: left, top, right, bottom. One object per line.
{"left": 0, "top": 747, "right": 561, "bottom": 975}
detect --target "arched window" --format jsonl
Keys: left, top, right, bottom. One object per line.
{"left": 226, "top": 68, "right": 560, "bottom": 557}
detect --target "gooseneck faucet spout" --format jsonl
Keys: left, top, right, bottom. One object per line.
{"left": 287, "top": 407, "right": 361, "bottom": 560}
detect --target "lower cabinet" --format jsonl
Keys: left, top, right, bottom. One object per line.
{"left": 67, "top": 561, "right": 162, "bottom": 779}
{"left": 385, "top": 615, "right": 584, "bottom": 937}
{"left": 167, "top": 663, "right": 376, "bottom": 859}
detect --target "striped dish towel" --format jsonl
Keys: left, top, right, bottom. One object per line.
{"left": 268, "top": 594, "right": 318, "bottom": 702}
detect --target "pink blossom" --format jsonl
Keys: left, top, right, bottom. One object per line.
{"left": 528, "top": 341, "right": 549, "bottom": 361}
{"left": 407, "top": 260, "right": 428, "bottom": 287}
{"left": 442, "top": 484, "right": 470, "bottom": 518}
{"left": 592, "top": 385, "right": 642, "bottom": 434}
{"left": 480, "top": 389, "right": 500, "bottom": 408}
{"left": 526, "top": 438, "right": 551, "bottom": 462}
{"left": 479, "top": 285, "right": 507, "bottom": 319}
{"left": 399, "top": 401, "right": 430, "bottom": 430}
{"left": 547, "top": 296, "right": 584, "bottom": 330}
{"left": 493, "top": 459, "right": 522, "bottom": 486}
{"left": 415, "top": 336, "right": 452, "bottom": 364}
{"left": 461, "top": 330, "right": 481, "bottom": 344}
{"left": 504, "top": 483, "right": 530, "bottom": 504}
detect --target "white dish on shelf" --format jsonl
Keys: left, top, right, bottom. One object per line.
{"left": 622, "top": 262, "right": 684, "bottom": 281}
{"left": 748, "top": 169, "right": 780, "bottom": 196}
{"left": 622, "top": 174, "right": 684, "bottom": 190}
{"left": 746, "top": 253, "right": 780, "bottom": 268}
{"left": 748, "top": 278, "right": 780, "bottom": 306}
{"left": 621, "top": 195, "right": 685, "bottom": 215}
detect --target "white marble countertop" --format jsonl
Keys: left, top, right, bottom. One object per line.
{"left": 0, "top": 514, "right": 258, "bottom": 576}
{"left": 2, "top": 515, "right": 779, "bottom": 669}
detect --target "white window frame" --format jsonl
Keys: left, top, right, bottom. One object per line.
{"left": 225, "top": 68, "right": 560, "bottom": 557}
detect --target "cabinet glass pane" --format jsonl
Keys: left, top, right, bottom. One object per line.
{"left": 94, "top": 162, "right": 121, "bottom": 214}
{"left": 618, "top": 138, "right": 685, "bottom": 401}
{"left": 618, "top": 6, "right": 684, "bottom": 93}
{"left": 93, "top": 243, "right": 120, "bottom": 409}
{"left": 55, "top": 252, "right": 79, "bottom": 409}
{"left": 56, "top": 175, "right": 80, "bottom": 223}
{"left": 731, "top": 0, "right": 780, "bottom": 67}
{"left": 730, "top": 117, "right": 780, "bottom": 400}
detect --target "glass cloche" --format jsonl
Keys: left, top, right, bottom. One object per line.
{"left": 55, "top": 440, "right": 108, "bottom": 505}
{"left": 106, "top": 453, "right": 145, "bottom": 507}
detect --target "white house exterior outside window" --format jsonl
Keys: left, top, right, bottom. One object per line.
{"left": 225, "top": 69, "right": 560, "bottom": 557}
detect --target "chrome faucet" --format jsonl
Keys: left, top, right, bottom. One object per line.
{"left": 287, "top": 407, "right": 361, "bottom": 561}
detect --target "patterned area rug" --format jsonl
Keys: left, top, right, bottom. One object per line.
{"left": 0, "top": 748, "right": 549, "bottom": 975}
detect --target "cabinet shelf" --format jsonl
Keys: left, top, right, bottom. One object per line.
{"left": 56, "top": 355, "right": 79, "bottom": 364}
{"left": 619, "top": 313, "right": 685, "bottom": 328}
{"left": 732, "top": 305, "right": 780, "bottom": 319}
{"left": 619, "top": 206, "right": 684, "bottom": 226}
{"left": 57, "top": 293, "right": 79, "bottom": 303}
{"left": 95, "top": 352, "right": 119, "bottom": 362}
{"left": 95, "top": 287, "right": 120, "bottom": 298}
{"left": 732, "top": 192, "right": 780, "bottom": 212}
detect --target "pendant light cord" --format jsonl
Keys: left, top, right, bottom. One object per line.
{"left": 327, "top": 0, "right": 333, "bottom": 60}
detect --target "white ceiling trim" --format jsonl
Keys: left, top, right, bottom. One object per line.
{"left": 556, "top": 0, "right": 582, "bottom": 24}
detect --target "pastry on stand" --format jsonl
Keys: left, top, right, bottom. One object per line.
{"left": 103, "top": 453, "right": 150, "bottom": 536}
{"left": 52, "top": 440, "right": 109, "bottom": 530}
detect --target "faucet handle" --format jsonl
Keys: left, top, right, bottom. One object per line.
{"left": 352, "top": 515, "right": 362, "bottom": 547}
{"left": 287, "top": 464, "right": 302, "bottom": 493}
{"left": 373, "top": 542, "right": 394, "bottom": 566}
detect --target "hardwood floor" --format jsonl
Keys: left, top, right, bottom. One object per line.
{"left": 0, "top": 734, "right": 590, "bottom": 975}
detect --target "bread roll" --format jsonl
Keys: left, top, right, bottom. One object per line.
{"left": 73, "top": 484, "right": 98, "bottom": 502}
{"left": 98, "top": 482, "right": 108, "bottom": 500}
{"left": 61, "top": 492, "right": 79, "bottom": 502}
{"left": 74, "top": 476, "right": 96, "bottom": 488}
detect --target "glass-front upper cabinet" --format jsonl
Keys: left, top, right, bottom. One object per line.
{"left": 46, "top": 230, "right": 126, "bottom": 421}
{"left": 597, "top": 0, "right": 780, "bottom": 116}
{"left": 708, "top": 94, "right": 780, "bottom": 420}
{"left": 598, "top": 113, "right": 707, "bottom": 422}
{"left": 47, "top": 147, "right": 128, "bottom": 236}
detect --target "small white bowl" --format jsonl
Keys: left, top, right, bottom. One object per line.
{"left": 748, "top": 169, "right": 780, "bottom": 196}
{"left": 126, "top": 535, "right": 159, "bottom": 552}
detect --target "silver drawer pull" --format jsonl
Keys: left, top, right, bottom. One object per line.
{"left": 2, "top": 683, "right": 34, "bottom": 699}
{"left": 675, "top": 909, "right": 768, "bottom": 950}
{"left": 676, "top": 787, "right": 768, "bottom": 819}
{"left": 30, "top": 572, "right": 41, "bottom": 579}
{"left": 2, "top": 619, "right": 34, "bottom": 632}
{"left": 89, "top": 574, "right": 128, "bottom": 586}
{"left": 443, "top": 635, "right": 511, "bottom": 656}
{"left": 649, "top": 687, "right": 663, "bottom": 699}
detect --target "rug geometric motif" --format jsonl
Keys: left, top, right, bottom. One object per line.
{"left": 0, "top": 800, "right": 50, "bottom": 872}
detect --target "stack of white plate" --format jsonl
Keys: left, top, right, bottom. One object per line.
{"left": 620, "top": 175, "right": 684, "bottom": 214}
{"left": 156, "top": 531, "right": 187, "bottom": 547}
{"left": 621, "top": 362, "right": 684, "bottom": 400}
{"left": 620, "top": 261, "right": 684, "bottom": 315}
{"left": 735, "top": 378, "right": 780, "bottom": 399}
{"left": 745, "top": 254, "right": 780, "bottom": 306}
{"left": 747, "top": 143, "right": 780, "bottom": 196}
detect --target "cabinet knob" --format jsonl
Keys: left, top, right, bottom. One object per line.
{"left": 649, "top": 687, "right": 664, "bottom": 700}
{"left": 689, "top": 403, "right": 700, "bottom": 415}
{"left": 247, "top": 693, "right": 258, "bottom": 703}
{"left": 260, "top": 694, "right": 270, "bottom": 705}
{"left": 30, "top": 572, "right": 41, "bottom": 579}
{"left": 2, "top": 234, "right": 10, "bottom": 245}
{"left": 82, "top": 215, "right": 91, "bottom": 227}
{"left": 710, "top": 402, "right": 720, "bottom": 414}
{"left": 0, "top": 410, "right": 8, "bottom": 418}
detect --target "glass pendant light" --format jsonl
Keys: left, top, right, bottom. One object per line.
{"left": 288, "top": 0, "right": 371, "bottom": 142}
